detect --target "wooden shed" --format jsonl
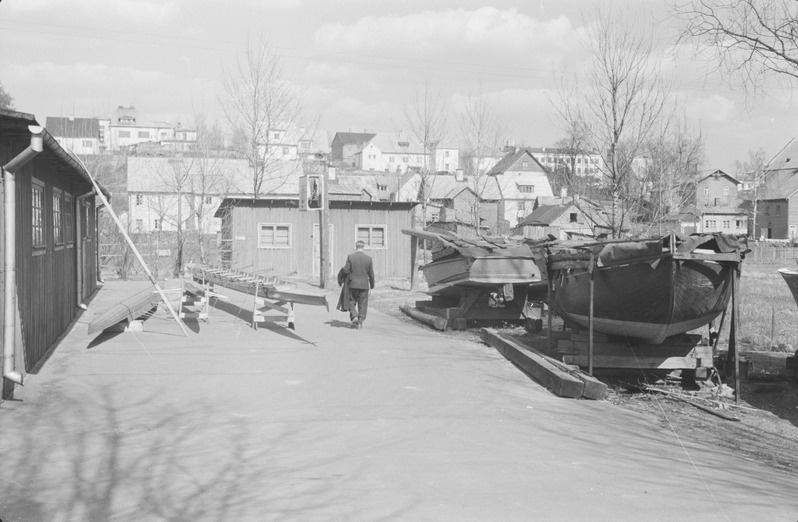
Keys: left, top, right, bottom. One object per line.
{"left": 216, "top": 197, "right": 418, "bottom": 278}
{"left": 1, "top": 108, "right": 106, "bottom": 399}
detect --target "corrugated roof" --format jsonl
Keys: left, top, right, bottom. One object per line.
{"left": 333, "top": 132, "right": 376, "bottom": 145}
{"left": 765, "top": 138, "right": 798, "bottom": 172}
{"left": 518, "top": 204, "right": 569, "bottom": 226}
{"left": 0, "top": 108, "right": 109, "bottom": 197}
{"left": 759, "top": 170, "right": 798, "bottom": 200}
{"left": 45, "top": 116, "right": 100, "bottom": 138}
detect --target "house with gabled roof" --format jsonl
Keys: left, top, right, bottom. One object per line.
{"left": 356, "top": 132, "right": 427, "bottom": 174}
{"left": 487, "top": 148, "right": 554, "bottom": 230}
{"left": 695, "top": 169, "right": 748, "bottom": 236}
{"left": 330, "top": 131, "right": 377, "bottom": 167}
{"left": 45, "top": 116, "right": 103, "bottom": 155}
{"left": 513, "top": 200, "right": 593, "bottom": 240}
{"left": 756, "top": 170, "right": 798, "bottom": 239}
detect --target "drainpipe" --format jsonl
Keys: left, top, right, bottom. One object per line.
{"left": 3, "top": 126, "right": 44, "bottom": 386}
{"left": 75, "top": 189, "right": 96, "bottom": 310}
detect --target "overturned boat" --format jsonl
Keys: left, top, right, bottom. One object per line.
{"left": 547, "top": 234, "right": 744, "bottom": 345}
{"left": 778, "top": 266, "right": 798, "bottom": 308}
{"left": 402, "top": 229, "right": 548, "bottom": 297}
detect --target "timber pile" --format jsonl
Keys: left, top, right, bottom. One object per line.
{"left": 400, "top": 305, "right": 447, "bottom": 331}
{"left": 480, "top": 328, "right": 608, "bottom": 400}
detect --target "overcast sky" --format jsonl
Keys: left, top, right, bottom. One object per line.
{"left": 1, "top": 0, "right": 796, "bottom": 171}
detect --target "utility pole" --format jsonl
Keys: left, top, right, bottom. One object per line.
{"left": 319, "top": 160, "right": 331, "bottom": 289}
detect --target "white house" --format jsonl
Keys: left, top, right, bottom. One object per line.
{"left": 45, "top": 116, "right": 104, "bottom": 155}
{"left": 356, "top": 133, "right": 427, "bottom": 173}
{"left": 487, "top": 148, "right": 555, "bottom": 229}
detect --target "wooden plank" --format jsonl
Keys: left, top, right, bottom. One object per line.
{"left": 562, "top": 355, "right": 701, "bottom": 369}
{"left": 400, "top": 306, "right": 447, "bottom": 331}
{"left": 480, "top": 328, "right": 585, "bottom": 399}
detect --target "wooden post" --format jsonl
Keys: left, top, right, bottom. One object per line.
{"left": 770, "top": 305, "right": 775, "bottom": 347}
{"left": 547, "top": 276, "right": 554, "bottom": 353}
{"left": 731, "top": 273, "right": 740, "bottom": 403}
{"left": 588, "top": 252, "right": 595, "bottom": 376}
{"left": 410, "top": 235, "right": 419, "bottom": 291}
{"left": 319, "top": 164, "right": 331, "bottom": 290}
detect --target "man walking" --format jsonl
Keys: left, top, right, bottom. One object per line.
{"left": 344, "top": 240, "right": 375, "bottom": 329}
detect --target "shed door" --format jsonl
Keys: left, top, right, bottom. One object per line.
{"left": 312, "top": 223, "right": 334, "bottom": 279}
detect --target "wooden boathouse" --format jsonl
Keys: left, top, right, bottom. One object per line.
{"left": 215, "top": 197, "right": 417, "bottom": 279}
{"left": 1, "top": 108, "right": 107, "bottom": 399}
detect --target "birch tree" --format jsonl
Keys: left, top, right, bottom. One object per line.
{"left": 403, "top": 79, "right": 448, "bottom": 229}
{"left": 556, "top": 9, "right": 668, "bottom": 237}
{"left": 221, "top": 35, "right": 303, "bottom": 198}
{"left": 459, "top": 89, "right": 503, "bottom": 233}
{"left": 733, "top": 148, "right": 768, "bottom": 238}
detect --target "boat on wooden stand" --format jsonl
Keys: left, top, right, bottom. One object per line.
{"left": 547, "top": 233, "right": 744, "bottom": 346}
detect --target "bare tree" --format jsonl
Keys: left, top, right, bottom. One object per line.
{"left": 459, "top": 89, "right": 504, "bottom": 233}
{"left": 675, "top": 0, "right": 798, "bottom": 91}
{"left": 640, "top": 119, "right": 704, "bottom": 234}
{"left": 732, "top": 148, "right": 768, "bottom": 238}
{"left": 403, "top": 79, "right": 448, "bottom": 229}
{"left": 556, "top": 9, "right": 668, "bottom": 238}
{"left": 221, "top": 34, "right": 303, "bottom": 198}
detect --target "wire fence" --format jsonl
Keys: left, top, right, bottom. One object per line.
{"left": 744, "top": 241, "right": 798, "bottom": 265}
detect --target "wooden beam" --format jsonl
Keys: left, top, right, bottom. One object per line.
{"left": 400, "top": 305, "right": 447, "bottom": 331}
{"left": 480, "top": 328, "right": 585, "bottom": 399}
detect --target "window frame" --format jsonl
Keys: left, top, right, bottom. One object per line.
{"left": 257, "top": 223, "right": 292, "bottom": 249}
{"left": 64, "top": 194, "right": 74, "bottom": 246}
{"left": 355, "top": 224, "right": 387, "bottom": 250}
{"left": 32, "top": 178, "right": 46, "bottom": 253}
{"left": 52, "top": 187, "right": 64, "bottom": 248}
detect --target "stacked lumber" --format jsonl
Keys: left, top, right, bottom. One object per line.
{"left": 480, "top": 328, "right": 607, "bottom": 400}
{"left": 557, "top": 332, "right": 712, "bottom": 370}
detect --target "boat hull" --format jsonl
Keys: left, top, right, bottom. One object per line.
{"left": 422, "top": 255, "right": 542, "bottom": 296}
{"left": 554, "top": 257, "right": 736, "bottom": 344}
{"left": 192, "top": 269, "right": 329, "bottom": 308}
{"left": 779, "top": 268, "right": 798, "bottom": 308}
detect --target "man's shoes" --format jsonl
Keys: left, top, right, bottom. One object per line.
{"left": 351, "top": 317, "right": 359, "bottom": 328}
{"left": 357, "top": 322, "right": 363, "bottom": 329}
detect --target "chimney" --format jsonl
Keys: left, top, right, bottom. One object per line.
{"left": 455, "top": 169, "right": 464, "bottom": 182}
{"left": 328, "top": 167, "right": 336, "bottom": 181}
{"left": 560, "top": 186, "right": 568, "bottom": 198}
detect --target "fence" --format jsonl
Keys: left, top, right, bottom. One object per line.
{"left": 744, "top": 241, "right": 798, "bottom": 265}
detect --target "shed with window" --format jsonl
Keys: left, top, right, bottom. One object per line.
{"left": 215, "top": 197, "right": 417, "bottom": 278}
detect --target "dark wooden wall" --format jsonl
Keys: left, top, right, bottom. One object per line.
{"left": 224, "top": 201, "right": 414, "bottom": 278}
{"left": 1, "top": 135, "right": 97, "bottom": 373}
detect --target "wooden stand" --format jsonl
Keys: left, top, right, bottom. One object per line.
{"left": 252, "top": 281, "right": 296, "bottom": 330}
{"left": 556, "top": 331, "right": 713, "bottom": 373}
{"left": 414, "top": 284, "right": 530, "bottom": 331}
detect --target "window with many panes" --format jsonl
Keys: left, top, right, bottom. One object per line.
{"left": 32, "top": 179, "right": 45, "bottom": 249}
{"left": 53, "top": 189, "right": 64, "bottom": 245}
{"left": 356, "top": 225, "right": 386, "bottom": 249}
{"left": 136, "top": 194, "right": 143, "bottom": 205}
{"left": 258, "top": 223, "right": 291, "bottom": 248}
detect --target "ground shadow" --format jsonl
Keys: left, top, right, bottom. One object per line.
{"left": 86, "top": 330, "right": 125, "bottom": 350}
{"left": 209, "top": 299, "right": 313, "bottom": 344}
{"left": 327, "top": 320, "right": 355, "bottom": 329}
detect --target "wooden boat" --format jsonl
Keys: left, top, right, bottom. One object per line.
{"left": 778, "top": 267, "right": 798, "bottom": 308}
{"left": 402, "top": 229, "right": 548, "bottom": 296}
{"left": 548, "top": 234, "right": 743, "bottom": 345}
{"left": 87, "top": 286, "right": 163, "bottom": 335}
{"left": 191, "top": 266, "right": 329, "bottom": 309}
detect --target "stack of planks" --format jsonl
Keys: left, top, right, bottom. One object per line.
{"left": 480, "top": 328, "right": 607, "bottom": 400}
{"left": 556, "top": 332, "right": 711, "bottom": 370}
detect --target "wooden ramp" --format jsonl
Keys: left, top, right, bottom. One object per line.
{"left": 87, "top": 287, "right": 162, "bottom": 335}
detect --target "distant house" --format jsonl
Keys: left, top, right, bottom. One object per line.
{"left": 45, "top": 116, "right": 103, "bottom": 155}
{"left": 695, "top": 169, "right": 748, "bottom": 235}
{"left": 513, "top": 200, "right": 594, "bottom": 240}
{"left": 431, "top": 143, "right": 460, "bottom": 174}
{"left": 356, "top": 133, "right": 427, "bottom": 174}
{"left": 660, "top": 208, "right": 702, "bottom": 236}
{"left": 215, "top": 196, "right": 417, "bottom": 279}
{"left": 527, "top": 146, "right": 604, "bottom": 178}
{"left": 1, "top": 108, "right": 108, "bottom": 398}
{"left": 756, "top": 170, "right": 798, "bottom": 240}
{"left": 396, "top": 171, "right": 500, "bottom": 233}
{"left": 330, "top": 132, "right": 377, "bottom": 167}
{"left": 487, "top": 148, "right": 555, "bottom": 231}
